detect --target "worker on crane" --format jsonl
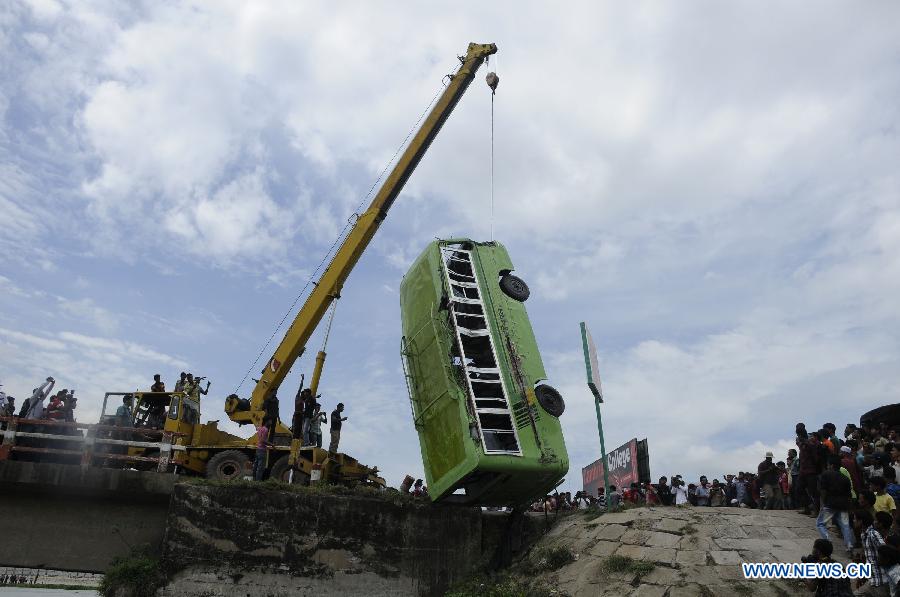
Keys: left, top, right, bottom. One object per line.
{"left": 183, "top": 373, "right": 210, "bottom": 400}
{"left": 328, "top": 403, "right": 347, "bottom": 454}
{"left": 174, "top": 371, "right": 187, "bottom": 393}
{"left": 254, "top": 419, "right": 271, "bottom": 481}
{"left": 150, "top": 374, "right": 165, "bottom": 392}
{"left": 261, "top": 388, "right": 279, "bottom": 441}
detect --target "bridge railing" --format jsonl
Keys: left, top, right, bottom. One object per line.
{"left": 0, "top": 417, "right": 187, "bottom": 473}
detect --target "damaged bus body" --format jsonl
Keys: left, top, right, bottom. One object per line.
{"left": 400, "top": 238, "right": 568, "bottom": 506}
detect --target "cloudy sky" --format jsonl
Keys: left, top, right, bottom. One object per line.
{"left": 2, "top": 1, "right": 899, "bottom": 492}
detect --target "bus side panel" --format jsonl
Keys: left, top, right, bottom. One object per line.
{"left": 401, "top": 247, "right": 474, "bottom": 498}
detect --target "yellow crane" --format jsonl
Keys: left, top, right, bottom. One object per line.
{"left": 5, "top": 43, "right": 498, "bottom": 486}
{"left": 222, "top": 41, "right": 498, "bottom": 479}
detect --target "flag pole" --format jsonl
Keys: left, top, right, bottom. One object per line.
{"left": 580, "top": 322, "right": 610, "bottom": 504}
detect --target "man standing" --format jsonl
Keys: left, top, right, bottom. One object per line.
{"left": 262, "top": 389, "right": 279, "bottom": 441}
{"left": 787, "top": 449, "right": 800, "bottom": 509}
{"left": 329, "top": 403, "right": 347, "bottom": 453}
{"left": 656, "top": 476, "right": 673, "bottom": 506}
{"left": 695, "top": 476, "right": 711, "bottom": 506}
{"left": 115, "top": 395, "right": 133, "bottom": 427}
{"left": 758, "top": 451, "right": 781, "bottom": 510}
{"left": 797, "top": 425, "right": 821, "bottom": 515}
{"left": 856, "top": 509, "right": 889, "bottom": 596}
{"left": 253, "top": 420, "right": 270, "bottom": 481}
{"left": 302, "top": 390, "right": 316, "bottom": 446}
{"left": 817, "top": 455, "right": 855, "bottom": 552}
{"left": 187, "top": 375, "right": 210, "bottom": 400}
{"left": 824, "top": 423, "right": 842, "bottom": 453}
{"left": 291, "top": 376, "right": 306, "bottom": 441}
{"left": 309, "top": 403, "right": 326, "bottom": 449}
{"left": 23, "top": 377, "right": 55, "bottom": 419}
{"left": 174, "top": 372, "right": 187, "bottom": 393}
{"left": 182, "top": 373, "right": 196, "bottom": 398}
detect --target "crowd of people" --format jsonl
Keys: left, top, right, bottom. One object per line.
{"left": 546, "top": 418, "right": 900, "bottom": 595}
{"left": 0, "top": 377, "right": 78, "bottom": 426}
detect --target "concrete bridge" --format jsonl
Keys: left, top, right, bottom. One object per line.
{"left": 0, "top": 461, "right": 534, "bottom": 596}
{"left": 0, "top": 460, "right": 174, "bottom": 572}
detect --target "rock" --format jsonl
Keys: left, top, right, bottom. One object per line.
{"left": 653, "top": 518, "right": 687, "bottom": 534}
{"left": 588, "top": 540, "right": 620, "bottom": 557}
{"left": 599, "top": 511, "right": 639, "bottom": 525}
{"left": 709, "top": 550, "right": 743, "bottom": 565}
{"left": 644, "top": 531, "right": 683, "bottom": 547}
{"left": 593, "top": 524, "right": 628, "bottom": 541}
{"left": 613, "top": 544, "right": 677, "bottom": 566}
{"left": 675, "top": 550, "right": 708, "bottom": 566}
{"left": 629, "top": 583, "right": 669, "bottom": 597}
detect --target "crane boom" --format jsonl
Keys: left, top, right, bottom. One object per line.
{"left": 226, "top": 42, "right": 497, "bottom": 426}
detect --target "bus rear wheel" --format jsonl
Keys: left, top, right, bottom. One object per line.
{"left": 499, "top": 274, "right": 530, "bottom": 302}
{"left": 535, "top": 384, "right": 565, "bottom": 417}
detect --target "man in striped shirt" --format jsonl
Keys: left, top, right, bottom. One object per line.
{"left": 856, "top": 509, "right": 888, "bottom": 595}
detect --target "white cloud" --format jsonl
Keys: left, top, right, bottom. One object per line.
{"left": 56, "top": 296, "right": 119, "bottom": 334}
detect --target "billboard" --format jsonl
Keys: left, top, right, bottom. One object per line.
{"left": 579, "top": 322, "right": 603, "bottom": 402}
{"left": 582, "top": 438, "right": 650, "bottom": 496}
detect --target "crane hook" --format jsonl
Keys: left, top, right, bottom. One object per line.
{"left": 486, "top": 72, "right": 499, "bottom": 95}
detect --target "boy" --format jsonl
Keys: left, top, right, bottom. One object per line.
{"left": 873, "top": 477, "right": 898, "bottom": 519}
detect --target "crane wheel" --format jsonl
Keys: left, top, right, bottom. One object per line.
{"left": 499, "top": 274, "right": 530, "bottom": 302}
{"left": 206, "top": 450, "right": 251, "bottom": 481}
{"left": 270, "top": 455, "right": 310, "bottom": 485}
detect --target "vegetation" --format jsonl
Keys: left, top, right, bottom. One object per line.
{"left": 728, "top": 580, "right": 755, "bottom": 595}
{"left": 99, "top": 548, "right": 166, "bottom": 597}
{"left": 600, "top": 555, "right": 655, "bottom": 579}
{"left": 530, "top": 546, "right": 576, "bottom": 572}
{"left": 184, "top": 477, "right": 421, "bottom": 507}
{"left": 681, "top": 523, "right": 698, "bottom": 535}
{"left": 445, "top": 574, "right": 558, "bottom": 597}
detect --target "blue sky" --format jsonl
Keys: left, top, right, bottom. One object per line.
{"left": 2, "top": 1, "right": 900, "bottom": 492}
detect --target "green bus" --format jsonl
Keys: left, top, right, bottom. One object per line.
{"left": 400, "top": 238, "right": 568, "bottom": 505}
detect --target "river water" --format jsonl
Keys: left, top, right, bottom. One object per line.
{"left": 0, "top": 589, "right": 97, "bottom": 596}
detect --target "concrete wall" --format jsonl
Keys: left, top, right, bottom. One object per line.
{"left": 161, "top": 483, "right": 511, "bottom": 597}
{"left": 0, "top": 462, "right": 543, "bottom": 594}
{"left": 0, "top": 461, "right": 174, "bottom": 572}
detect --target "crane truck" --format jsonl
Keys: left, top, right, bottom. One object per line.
{"left": 5, "top": 42, "right": 500, "bottom": 487}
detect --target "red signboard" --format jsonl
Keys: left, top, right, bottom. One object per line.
{"left": 582, "top": 438, "right": 640, "bottom": 496}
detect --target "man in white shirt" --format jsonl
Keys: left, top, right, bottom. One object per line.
{"left": 24, "top": 377, "right": 55, "bottom": 419}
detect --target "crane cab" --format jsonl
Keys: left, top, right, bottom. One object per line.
{"left": 400, "top": 239, "right": 568, "bottom": 506}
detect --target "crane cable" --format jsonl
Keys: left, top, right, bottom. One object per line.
{"left": 232, "top": 69, "right": 454, "bottom": 395}
{"left": 486, "top": 62, "right": 499, "bottom": 241}
{"left": 320, "top": 301, "right": 338, "bottom": 352}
